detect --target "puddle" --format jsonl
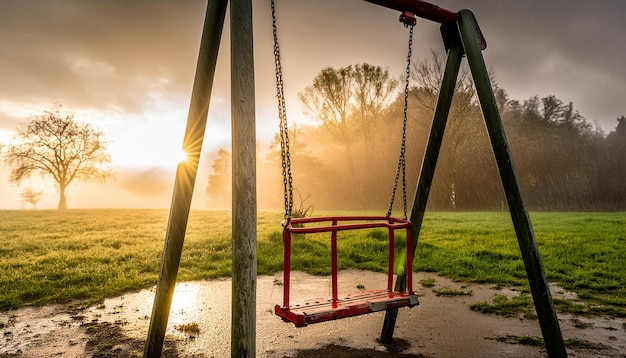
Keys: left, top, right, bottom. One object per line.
{"left": 1, "top": 271, "right": 625, "bottom": 357}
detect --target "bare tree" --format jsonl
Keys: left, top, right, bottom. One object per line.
{"left": 4, "top": 105, "right": 112, "bottom": 210}
{"left": 20, "top": 187, "right": 43, "bottom": 210}
{"left": 411, "top": 50, "right": 481, "bottom": 209}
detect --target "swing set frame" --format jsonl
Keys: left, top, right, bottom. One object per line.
{"left": 143, "top": 1, "right": 568, "bottom": 357}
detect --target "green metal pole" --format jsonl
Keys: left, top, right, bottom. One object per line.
{"left": 457, "top": 9, "right": 567, "bottom": 358}
{"left": 380, "top": 38, "right": 464, "bottom": 343}
{"left": 231, "top": 0, "right": 257, "bottom": 356}
{"left": 143, "top": 1, "right": 228, "bottom": 357}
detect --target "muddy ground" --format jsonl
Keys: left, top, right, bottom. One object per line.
{"left": 1, "top": 271, "right": 625, "bottom": 357}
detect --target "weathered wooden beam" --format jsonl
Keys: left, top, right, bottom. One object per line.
{"left": 457, "top": 9, "right": 567, "bottom": 358}
{"left": 230, "top": 0, "right": 257, "bottom": 355}
{"left": 143, "top": 1, "right": 228, "bottom": 356}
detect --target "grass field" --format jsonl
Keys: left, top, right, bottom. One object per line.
{"left": 0, "top": 210, "right": 624, "bottom": 317}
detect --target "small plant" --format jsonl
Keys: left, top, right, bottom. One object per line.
{"left": 494, "top": 334, "right": 544, "bottom": 347}
{"left": 470, "top": 294, "right": 535, "bottom": 319}
{"left": 273, "top": 279, "right": 283, "bottom": 286}
{"left": 356, "top": 284, "right": 365, "bottom": 290}
{"left": 565, "top": 338, "right": 610, "bottom": 350}
{"left": 291, "top": 189, "right": 313, "bottom": 219}
{"left": 289, "top": 189, "right": 313, "bottom": 240}
{"left": 570, "top": 317, "right": 592, "bottom": 329}
{"left": 96, "top": 343, "right": 114, "bottom": 354}
{"left": 71, "top": 314, "right": 86, "bottom": 321}
{"left": 433, "top": 288, "right": 472, "bottom": 297}
{"left": 419, "top": 278, "right": 436, "bottom": 288}
{"left": 176, "top": 322, "right": 200, "bottom": 333}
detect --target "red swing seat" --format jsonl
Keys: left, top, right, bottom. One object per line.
{"left": 274, "top": 215, "right": 419, "bottom": 327}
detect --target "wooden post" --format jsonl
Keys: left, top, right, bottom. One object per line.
{"left": 143, "top": 1, "right": 228, "bottom": 357}
{"left": 457, "top": 9, "right": 567, "bottom": 358}
{"left": 231, "top": 0, "right": 257, "bottom": 356}
{"left": 380, "top": 40, "right": 463, "bottom": 343}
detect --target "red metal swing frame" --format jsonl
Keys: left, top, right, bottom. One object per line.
{"left": 274, "top": 216, "right": 419, "bottom": 327}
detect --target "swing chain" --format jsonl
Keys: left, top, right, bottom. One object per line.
{"left": 387, "top": 23, "right": 414, "bottom": 220}
{"left": 272, "top": 0, "right": 293, "bottom": 218}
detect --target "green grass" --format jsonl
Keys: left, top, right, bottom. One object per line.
{"left": 414, "top": 212, "right": 626, "bottom": 316}
{"left": 0, "top": 210, "right": 624, "bottom": 317}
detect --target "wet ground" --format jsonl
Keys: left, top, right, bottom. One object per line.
{"left": 1, "top": 270, "right": 625, "bottom": 357}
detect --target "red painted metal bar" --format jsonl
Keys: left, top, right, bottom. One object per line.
{"left": 282, "top": 225, "right": 292, "bottom": 308}
{"left": 275, "top": 290, "right": 418, "bottom": 327}
{"left": 290, "top": 215, "right": 410, "bottom": 224}
{"left": 288, "top": 216, "right": 412, "bottom": 234}
{"left": 331, "top": 219, "right": 339, "bottom": 305}
{"left": 363, "top": 0, "right": 458, "bottom": 24}
{"left": 387, "top": 227, "right": 395, "bottom": 291}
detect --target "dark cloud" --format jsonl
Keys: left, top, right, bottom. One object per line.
{"left": 0, "top": 0, "right": 205, "bottom": 112}
{"left": 440, "top": 0, "right": 626, "bottom": 128}
{"left": 0, "top": 0, "right": 624, "bottom": 130}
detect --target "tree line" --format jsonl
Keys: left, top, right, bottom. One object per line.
{"left": 208, "top": 56, "right": 626, "bottom": 212}
{"left": 1, "top": 59, "right": 623, "bottom": 212}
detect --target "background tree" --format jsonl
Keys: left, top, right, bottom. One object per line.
{"left": 206, "top": 148, "right": 232, "bottom": 208}
{"left": 298, "top": 64, "right": 399, "bottom": 208}
{"left": 597, "top": 116, "right": 626, "bottom": 209}
{"left": 20, "top": 187, "right": 43, "bottom": 210}
{"left": 299, "top": 66, "right": 356, "bottom": 174}
{"left": 4, "top": 105, "right": 111, "bottom": 210}
{"left": 411, "top": 50, "right": 485, "bottom": 209}
{"left": 500, "top": 93, "right": 606, "bottom": 209}
{"left": 299, "top": 66, "right": 354, "bottom": 138}
{"left": 262, "top": 124, "right": 330, "bottom": 209}
{"left": 352, "top": 63, "right": 399, "bottom": 150}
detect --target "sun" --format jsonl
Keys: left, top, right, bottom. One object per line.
{"left": 152, "top": 146, "right": 189, "bottom": 169}
{"left": 175, "top": 147, "right": 189, "bottom": 164}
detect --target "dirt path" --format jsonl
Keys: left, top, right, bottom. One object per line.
{"left": 1, "top": 271, "right": 624, "bottom": 357}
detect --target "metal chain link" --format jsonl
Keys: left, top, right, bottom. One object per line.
{"left": 387, "top": 24, "right": 414, "bottom": 219}
{"left": 271, "top": 0, "right": 293, "bottom": 218}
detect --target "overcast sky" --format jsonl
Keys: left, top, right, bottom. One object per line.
{"left": 1, "top": 0, "right": 624, "bottom": 209}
